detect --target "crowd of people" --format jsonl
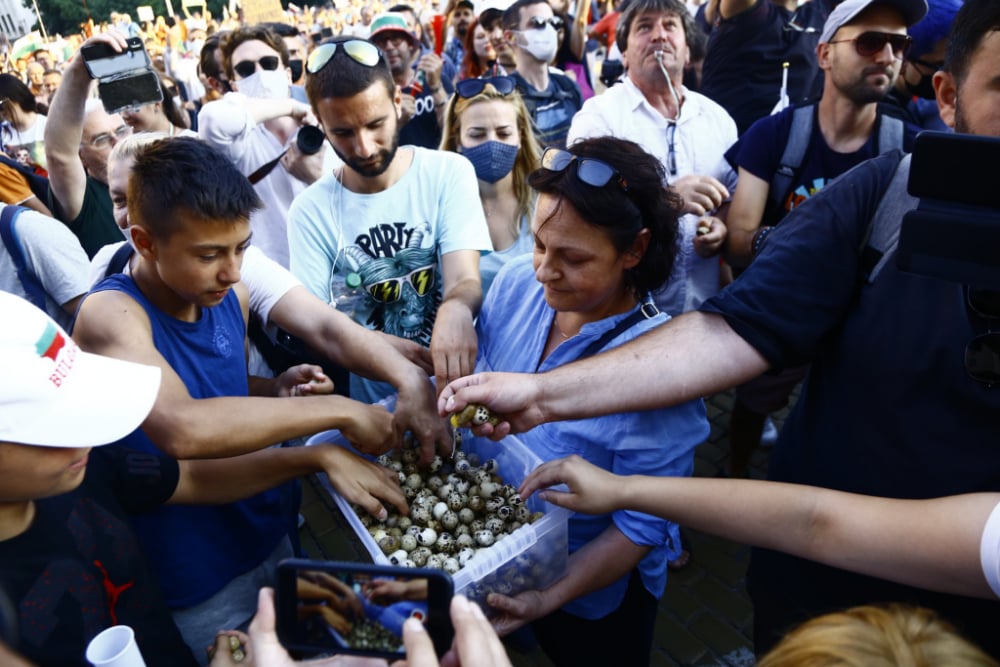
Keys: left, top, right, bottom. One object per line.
{"left": 1, "top": 0, "right": 998, "bottom": 665}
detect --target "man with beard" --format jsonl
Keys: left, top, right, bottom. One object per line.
{"left": 288, "top": 36, "right": 491, "bottom": 404}
{"left": 198, "top": 24, "right": 337, "bottom": 268}
{"left": 441, "top": 0, "right": 1000, "bottom": 657}
{"left": 369, "top": 12, "right": 454, "bottom": 149}
{"left": 720, "top": 0, "right": 925, "bottom": 478}
{"left": 445, "top": 0, "right": 476, "bottom": 68}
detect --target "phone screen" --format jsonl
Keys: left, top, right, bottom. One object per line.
{"left": 275, "top": 559, "right": 454, "bottom": 659}
{"left": 81, "top": 40, "right": 150, "bottom": 80}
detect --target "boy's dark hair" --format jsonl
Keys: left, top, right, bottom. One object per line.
{"left": 305, "top": 36, "right": 395, "bottom": 107}
{"left": 199, "top": 31, "right": 228, "bottom": 81}
{"left": 0, "top": 74, "right": 37, "bottom": 114}
{"left": 262, "top": 21, "right": 300, "bottom": 38}
{"left": 221, "top": 25, "right": 290, "bottom": 80}
{"left": 528, "top": 137, "right": 683, "bottom": 296}
{"left": 128, "top": 137, "right": 262, "bottom": 239}
{"left": 502, "top": 0, "right": 550, "bottom": 31}
{"left": 943, "top": 0, "right": 1000, "bottom": 89}
{"left": 615, "top": 0, "right": 694, "bottom": 54}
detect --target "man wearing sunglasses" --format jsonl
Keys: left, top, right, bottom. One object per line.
{"left": 289, "top": 37, "right": 491, "bottom": 406}
{"left": 721, "top": 0, "right": 925, "bottom": 477}
{"left": 198, "top": 25, "right": 336, "bottom": 269}
{"left": 443, "top": 0, "right": 1000, "bottom": 658}
{"left": 501, "top": 0, "right": 583, "bottom": 149}
{"left": 568, "top": 0, "right": 737, "bottom": 318}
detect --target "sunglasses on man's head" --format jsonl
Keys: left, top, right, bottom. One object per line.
{"left": 965, "top": 287, "right": 1000, "bottom": 387}
{"left": 306, "top": 39, "right": 383, "bottom": 74}
{"left": 828, "top": 31, "right": 912, "bottom": 58}
{"left": 233, "top": 55, "right": 281, "bottom": 79}
{"left": 455, "top": 76, "right": 516, "bottom": 99}
{"left": 541, "top": 147, "right": 628, "bottom": 191}
{"left": 524, "top": 16, "right": 564, "bottom": 30}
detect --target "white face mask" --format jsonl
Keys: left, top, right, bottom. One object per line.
{"left": 236, "top": 69, "right": 289, "bottom": 100}
{"left": 187, "top": 39, "right": 205, "bottom": 54}
{"left": 517, "top": 24, "right": 558, "bottom": 63}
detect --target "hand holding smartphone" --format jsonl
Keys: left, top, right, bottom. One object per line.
{"left": 275, "top": 559, "right": 454, "bottom": 659}
{"left": 80, "top": 36, "right": 163, "bottom": 114}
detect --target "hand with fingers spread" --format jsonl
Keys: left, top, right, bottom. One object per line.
{"left": 518, "top": 454, "right": 624, "bottom": 515}
{"left": 315, "top": 444, "right": 408, "bottom": 520}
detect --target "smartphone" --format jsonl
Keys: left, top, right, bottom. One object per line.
{"left": 896, "top": 131, "right": 1000, "bottom": 288}
{"left": 80, "top": 36, "right": 163, "bottom": 114}
{"left": 275, "top": 559, "right": 454, "bottom": 659}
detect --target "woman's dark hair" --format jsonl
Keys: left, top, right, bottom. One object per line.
{"left": 0, "top": 74, "right": 37, "bottom": 115}
{"left": 528, "top": 136, "right": 683, "bottom": 296}
{"left": 156, "top": 71, "right": 188, "bottom": 130}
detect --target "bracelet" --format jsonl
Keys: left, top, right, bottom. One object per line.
{"left": 751, "top": 225, "right": 775, "bottom": 258}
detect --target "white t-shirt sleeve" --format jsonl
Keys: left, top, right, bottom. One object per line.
{"left": 18, "top": 209, "right": 91, "bottom": 305}
{"left": 433, "top": 152, "right": 492, "bottom": 256}
{"left": 979, "top": 500, "right": 1000, "bottom": 598}
{"left": 88, "top": 241, "right": 125, "bottom": 288}
{"left": 287, "top": 178, "right": 339, "bottom": 304}
{"left": 242, "top": 245, "right": 301, "bottom": 324}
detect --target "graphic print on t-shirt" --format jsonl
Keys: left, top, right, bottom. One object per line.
{"left": 341, "top": 222, "right": 442, "bottom": 346}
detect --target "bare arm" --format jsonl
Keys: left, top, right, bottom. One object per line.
{"left": 722, "top": 167, "right": 769, "bottom": 268}
{"left": 72, "top": 290, "right": 395, "bottom": 459}
{"left": 430, "top": 249, "right": 483, "bottom": 392}
{"left": 521, "top": 456, "right": 1000, "bottom": 600}
{"left": 45, "top": 32, "right": 128, "bottom": 221}
{"left": 268, "top": 286, "right": 448, "bottom": 458}
{"left": 170, "top": 443, "right": 407, "bottom": 519}
{"left": 439, "top": 310, "right": 769, "bottom": 435}
{"left": 19, "top": 195, "right": 52, "bottom": 217}
{"left": 568, "top": 0, "right": 589, "bottom": 61}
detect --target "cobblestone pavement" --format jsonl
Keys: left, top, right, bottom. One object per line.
{"left": 298, "top": 391, "right": 790, "bottom": 666}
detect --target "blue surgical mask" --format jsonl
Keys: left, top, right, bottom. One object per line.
{"left": 459, "top": 141, "right": 519, "bottom": 183}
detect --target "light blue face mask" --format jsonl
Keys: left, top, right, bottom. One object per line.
{"left": 459, "top": 140, "right": 519, "bottom": 183}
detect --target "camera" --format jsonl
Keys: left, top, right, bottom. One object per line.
{"left": 80, "top": 37, "right": 163, "bottom": 115}
{"left": 896, "top": 131, "right": 1000, "bottom": 289}
{"left": 296, "top": 125, "right": 326, "bottom": 155}
{"left": 274, "top": 559, "right": 454, "bottom": 659}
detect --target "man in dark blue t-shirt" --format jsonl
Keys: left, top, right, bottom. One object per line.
{"left": 720, "top": 0, "right": 925, "bottom": 478}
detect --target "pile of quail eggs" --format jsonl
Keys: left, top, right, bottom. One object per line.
{"left": 344, "top": 617, "right": 401, "bottom": 653}
{"left": 352, "top": 447, "right": 545, "bottom": 575}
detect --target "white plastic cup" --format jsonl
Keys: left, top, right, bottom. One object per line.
{"left": 85, "top": 625, "right": 147, "bottom": 667}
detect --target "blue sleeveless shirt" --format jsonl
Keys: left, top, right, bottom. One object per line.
{"left": 90, "top": 274, "right": 289, "bottom": 609}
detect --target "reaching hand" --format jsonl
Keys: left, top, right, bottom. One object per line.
{"left": 670, "top": 175, "right": 730, "bottom": 217}
{"left": 338, "top": 400, "right": 396, "bottom": 457}
{"left": 276, "top": 364, "right": 333, "bottom": 397}
{"left": 484, "top": 590, "right": 549, "bottom": 638}
{"left": 518, "top": 454, "right": 623, "bottom": 515}
{"left": 693, "top": 216, "right": 727, "bottom": 259}
{"left": 317, "top": 444, "right": 408, "bottom": 519}
{"left": 438, "top": 372, "right": 546, "bottom": 440}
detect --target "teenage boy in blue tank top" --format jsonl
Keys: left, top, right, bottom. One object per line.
{"left": 72, "top": 137, "right": 407, "bottom": 663}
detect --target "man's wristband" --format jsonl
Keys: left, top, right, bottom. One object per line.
{"left": 751, "top": 225, "right": 775, "bottom": 258}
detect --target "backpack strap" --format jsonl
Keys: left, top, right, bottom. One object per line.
{"left": 105, "top": 243, "right": 135, "bottom": 278}
{"left": 0, "top": 205, "right": 47, "bottom": 310}
{"left": 876, "top": 113, "right": 904, "bottom": 155}
{"left": 769, "top": 104, "right": 815, "bottom": 211}
{"left": 578, "top": 300, "right": 660, "bottom": 359}
{"left": 859, "top": 153, "right": 914, "bottom": 283}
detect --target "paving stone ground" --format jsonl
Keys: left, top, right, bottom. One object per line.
{"left": 299, "top": 390, "right": 792, "bottom": 666}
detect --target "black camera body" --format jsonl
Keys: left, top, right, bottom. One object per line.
{"left": 897, "top": 131, "right": 1000, "bottom": 289}
{"left": 80, "top": 37, "right": 163, "bottom": 115}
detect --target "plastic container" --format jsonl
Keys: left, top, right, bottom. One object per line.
{"left": 306, "top": 427, "right": 571, "bottom": 606}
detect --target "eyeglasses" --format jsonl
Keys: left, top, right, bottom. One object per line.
{"left": 85, "top": 124, "right": 132, "bottom": 150}
{"left": 233, "top": 55, "right": 281, "bottom": 79}
{"left": 910, "top": 55, "right": 944, "bottom": 71}
{"left": 524, "top": 16, "right": 564, "bottom": 31}
{"left": 455, "top": 76, "right": 516, "bottom": 98}
{"left": 541, "top": 147, "right": 628, "bottom": 191}
{"left": 828, "top": 31, "right": 912, "bottom": 58}
{"left": 965, "top": 287, "right": 1000, "bottom": 387}
{"left": 306, "top": 39, "right": 383, "bottom": 75}
{"left": 367, "top": 265, "right": 436, "bottom": 303}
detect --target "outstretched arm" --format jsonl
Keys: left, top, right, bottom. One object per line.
{"left": 439, "top": 310, "right": 768, "bottom": 436}
{"left": 521, "top": 455, "right": 1000, "bottom": 600}
{"left": 73, "top": 289, "right": 395, "bottom": 458}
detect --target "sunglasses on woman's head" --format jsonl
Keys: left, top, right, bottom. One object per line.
{"left": 541, "top": 147, "right": 628, "bottom": 191}
{"left": 455, "top": 76, "right": 516, "bottom": 99}
{"left": 306, "top": 39, "right": 383, "bottom": 74}
{"left": 828, "top": 31, "right": 912, "bottom": 58}
{"left": 233, "top": 55, "right": 281, "bottom": 79}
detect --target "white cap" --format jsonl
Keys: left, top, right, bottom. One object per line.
{"left": 475, "top": 0, "right": 513, "bottom": 20}
{"left": 0, "top": 292, "right": 161, "bottom": 448}
{"left": 819, "top": 0, "right": 928, "bottom": 44}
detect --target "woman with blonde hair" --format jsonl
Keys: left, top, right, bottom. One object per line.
{"left": 758, "top": 604, "right": 998, "bottom": 667}
{"left": 440, "top": 75, "right": 542, "bottom": 295}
